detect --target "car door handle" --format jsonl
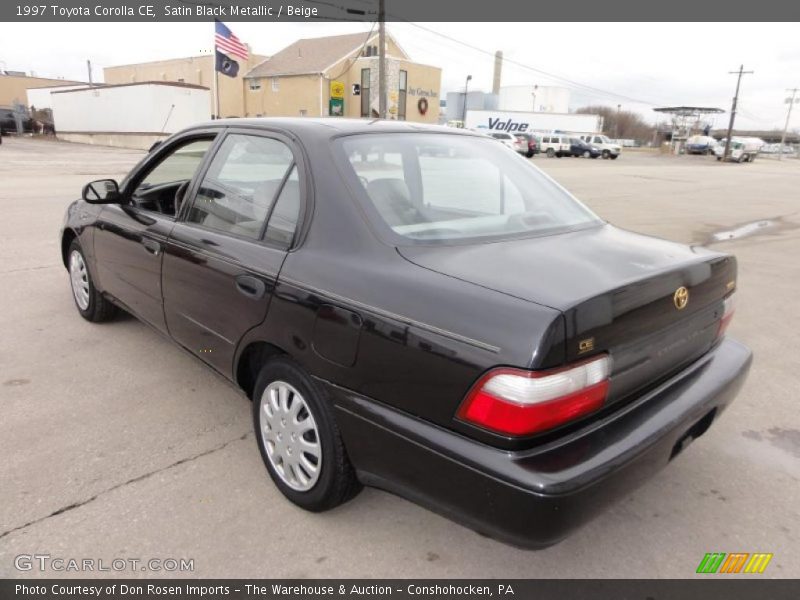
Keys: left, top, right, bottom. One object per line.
{"left": 235, "top": 274, "right": 266, "bottom": 300}
{"left": 141, "top": 238, "right": 162, "bottom": 256}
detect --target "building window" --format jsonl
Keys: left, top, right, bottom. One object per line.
{"left": 248, "top": 79, "right": 261, "bottom": 91}
{"left": 299, "top": 109, "right": 307, "bottom": 117}
{"left": 360, "top": 68, "right": 371, "bottom": 118}
{"left": 272, "top": 77, "right": 280, "bottom": 92}
{"left": 398, "top": 70, "right": 407, "bottom": 120}
{"left": 177, "top": 78, "right": 185, "bottom": 83}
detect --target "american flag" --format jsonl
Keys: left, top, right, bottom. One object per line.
{"left": 215, "top": 20, "right": 249, "bottom": 61}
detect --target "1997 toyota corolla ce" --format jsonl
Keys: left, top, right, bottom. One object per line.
{"left": 61, "top": 119, "right": 751, "bottom": 547}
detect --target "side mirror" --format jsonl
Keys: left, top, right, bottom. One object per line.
{"left": 82, "top": 179, "right": 120, "bottom": 204}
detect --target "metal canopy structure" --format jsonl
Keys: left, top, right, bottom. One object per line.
{"left": 653, "top": 106, "right": 725, "bottom": 151}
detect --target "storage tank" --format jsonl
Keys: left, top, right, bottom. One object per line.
{"left": 499, "top": 85, "right": 570, "bottom": 113}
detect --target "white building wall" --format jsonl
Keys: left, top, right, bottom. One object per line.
{"left": 499, "top": 85, "right": 571, "bottom": 114}
{"left": 26, "top": 85, "right": 89, "bottom": 110}
{"left": 51, "top": 83, "right": 210, "bottom": 134}
{"left": 466, "top": 109, "right": 602, "bottom": 135}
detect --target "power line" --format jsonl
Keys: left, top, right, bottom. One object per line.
{"left": 398, "top": 21, "right": 673, "bottom": 107}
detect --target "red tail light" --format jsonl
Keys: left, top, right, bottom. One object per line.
{"left": 457, "top": 355, "right": 611, "bottom": 436}
{"left": 717, "top": 294, "right": 736, "bottom": 339}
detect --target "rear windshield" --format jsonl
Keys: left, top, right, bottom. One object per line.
{"left": 337, "top": 133, "right": 600, "bottom": 244}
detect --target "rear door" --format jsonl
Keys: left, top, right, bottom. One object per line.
{"left": 162, "top": 129, "right": 305, "bottom": 375}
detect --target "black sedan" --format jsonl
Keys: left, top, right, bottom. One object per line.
{"left": 568, "top": 137, "right": 602, "bottom": 158}
{"left": 61, "top": 119, "right": 751, "bottom": 548}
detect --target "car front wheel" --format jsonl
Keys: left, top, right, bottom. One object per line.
{"left": 602, "top": 150, "right": 610, "bottom": 159}
{"left": 252, "top": 357, "right": 362, "bottom": 512}
{"left": 583, "top": 150, "right": 591, "bottom": 158}
{"left": 67, "top": 239, "right": 116, "bottom": 322}
{"left": 546, "top": 148, "right": 555, "bottom": 157}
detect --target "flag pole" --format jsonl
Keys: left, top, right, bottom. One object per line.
{"left": 212, "top": 20, "right": 219, "bottom": 119}
{"left": 213, "top": 67, "right": 220, "bottom": 119}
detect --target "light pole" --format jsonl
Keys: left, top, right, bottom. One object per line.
{"left": 531, "top": 84, "right": 538, "bottom": 112}
{"left": 615, "top": 104, "right": 621, "bottom": 139}
{"left": 462, "top": 74, "right": 472, "bottom": 127}
{"left": 779, "top": 88, "right": 798, "bottom": 162}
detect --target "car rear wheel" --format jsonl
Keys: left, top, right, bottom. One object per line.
{"left": 67, "top": 239, "right": 116, "bottom": 322}
{"left": 602, "top": 150, "right": 610, "bottom": 159}
{"left": 546, "top": 148, "right": 555, "bottom": 157}
{"left": 583, "top": 150, "right": 591, "bottom": 158}
{"left": 252, "top": 357, "right": 362, "bottom": 511}
{"left": 610, "top": 154, "right": 619, "bottom": 160}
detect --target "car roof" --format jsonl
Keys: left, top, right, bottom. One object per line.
{"left": 189, "top": 117, "right": 479, "bottom": 141}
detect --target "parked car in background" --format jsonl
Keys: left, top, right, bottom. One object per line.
{"left": 539, "top": 134, "right": 572, "bottom": 157}
{"left": 568, "top": 138, "right": 601, "bottom": 158}
{"left": 578, "top": 134, "right": 621, "bottom": 159}
{"left": 685, "top": 135, "right": 718, "bottom": 155}
{"left": 484, "top": 130, "right": 527, "bottom": 153}
{"left": 714, "top": 137, "right": 764, "bottom": 163}
{"left": 513, "top": 132, "right": 538, "bottom": 157}
{"left": 759, "top": 143, "right": 796, "bottom": 157}
{"left": 61, "top": 119, "right": 751, "bottom": 548}
{"left": 0, "top": 106, "right": 34, "bottom": 135}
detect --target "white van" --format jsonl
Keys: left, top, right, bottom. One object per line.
{"left": 538, "top": 134, "right": 571, "bottom": 158}
{"left": 578, "top": 134, "right": 622, "bottom": 159}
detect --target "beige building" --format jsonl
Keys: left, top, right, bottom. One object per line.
{"left": 104, "top": 52, "right": 268, "bottom": 118}
{"left": 243, "top": 32, "right": 441, "bottom": 123}
{"left": 0, "top": 73, "right": 86, "bottom": 108}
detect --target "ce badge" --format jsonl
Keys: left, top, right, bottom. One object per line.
{"left": 673, "top": 286, "right": 689, "bottom": 310}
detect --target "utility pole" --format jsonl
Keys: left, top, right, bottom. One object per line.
{"left": 722, "top": 65, "right": 753, "bottom": 161}
{"left": 378, "top": 0, "right": 387, "bottom": 119}
{"left": 779, "top": 88, "right": 799, "bottom": 162}
{"left": 86, "top": 59, "right": 93, "bottom": 86}
{"left": 615, "top": 104, "right": 621, "bottom": 139}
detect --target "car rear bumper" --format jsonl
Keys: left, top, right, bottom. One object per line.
{"left": 328, "top": 337, "right": 752, "bottom": 548}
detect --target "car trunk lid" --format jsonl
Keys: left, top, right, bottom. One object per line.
{"left": 398, "top": 224, "right": 736, "bottom": 404}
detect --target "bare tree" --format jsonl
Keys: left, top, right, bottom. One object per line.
{"left": 576, "top": 105, "right": 655, "bottom": 143}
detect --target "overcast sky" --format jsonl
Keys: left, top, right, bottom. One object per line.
{"left": 2, "top": 22, "right": 798, "bottom": 130}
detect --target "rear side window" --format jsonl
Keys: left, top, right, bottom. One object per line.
{"left": 338, "top": 133, "right": 600, "bottom": 244}
{"left": 186, "top": 134, "right": 293, "bottom": 239}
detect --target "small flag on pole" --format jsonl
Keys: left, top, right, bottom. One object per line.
{"left": 215, "top": 20, "right": 249, "bottom": 61}
{"left": 215, "top": 51, "right": 239, "bottom": 78}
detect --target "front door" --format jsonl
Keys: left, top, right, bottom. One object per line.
{"left": 162, "top": 130, "right": 304, "bottom": 375}
{"left": 92, "top": 136, "right": 217, "bottom": 333}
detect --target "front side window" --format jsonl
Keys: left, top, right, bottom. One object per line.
{"left": 137, "top": 139, "right": 213, "bottom": 192}
{"left": 272, "top": 77, "right": 280, "bottom": 92}
{"left": 339, "top": 133, "right": 600, "bottom": 244}
{"left": 186, "top": 134, "right": 294, "bottom": 239}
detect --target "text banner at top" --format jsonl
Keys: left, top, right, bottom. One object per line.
{"left": 2, "top": 0, "right": 800, "bottom": 22}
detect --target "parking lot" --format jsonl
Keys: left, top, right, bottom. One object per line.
{"left": 1, "top": 137, "right": 798, "bottom": 578}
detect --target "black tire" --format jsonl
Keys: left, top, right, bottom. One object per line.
{"left": 602, "top": 150, "right": 610, "bottom": 159}
{"left": 526, "top": 150, "right": 534, "bottom": 158}
{"left": 67, "top": 239, "right": 116, "bottom": 322}
{"left": 583, "top": 150, "right": 591, "bottom": 158}
{"left": 252, "top": 357, "right": 362, "bottom": 512}
{"left": 546, "top": 148, "right": 555, "bottom": 158}
{"left": 610, "top": 154, "right": 619, "bottom": 160}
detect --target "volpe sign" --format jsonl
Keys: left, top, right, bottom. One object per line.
{"left": 486, "top": 117, "right": 531, "bottom": 133}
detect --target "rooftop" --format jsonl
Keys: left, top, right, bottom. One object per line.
{"left": 245, "top": 31, "right": 405, "bottom": 79}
